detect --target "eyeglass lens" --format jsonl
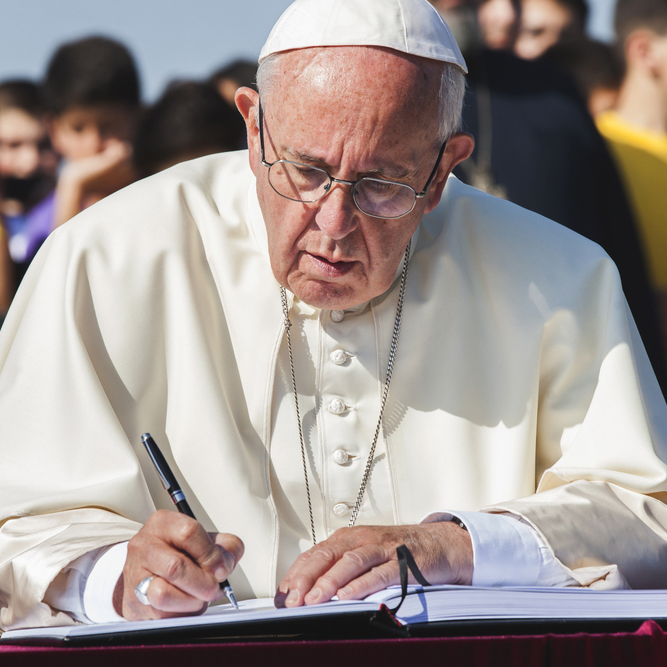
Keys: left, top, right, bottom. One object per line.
{"left": 268, "top": 160, "right": 417, "bottom": 218}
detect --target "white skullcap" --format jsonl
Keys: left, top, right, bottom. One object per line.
{"left": 259, "top": 0, "right": 467, "bottom": 73}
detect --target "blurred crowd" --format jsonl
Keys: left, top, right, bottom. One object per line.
{"left": 1, "top": 0, "right": 667, "bottom": 395}
{"left": 0, "top": 40, "right": 256, "bottom": 324}
{"left": 433, "top": 0, "right": 667, "bottom": 396}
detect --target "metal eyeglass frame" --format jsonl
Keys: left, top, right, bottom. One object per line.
{"left": 258, "top": 103, "right": 447, "bottom": 220}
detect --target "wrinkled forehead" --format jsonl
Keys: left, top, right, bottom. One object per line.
{"left": 270, "top": 46, "right": 440, "bottom": 91}
{"left": 263, "top": 46, "right": 442, "bottom": 129}
{"left": 260, "top": 47, "right": 445, "bottom": 171}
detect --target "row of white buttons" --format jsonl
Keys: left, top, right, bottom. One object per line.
{"left": 330, "top": 310, "right": 353, "bottom": 518}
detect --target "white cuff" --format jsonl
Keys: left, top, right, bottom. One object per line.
{"left": 421, "top": 510, "right": 577, "bottom": 588}
{"left": 44, "top": 541, "right": 128, "bottom": 624}
{"left": 82, "top": 541, "right": 128, "bottom": 623}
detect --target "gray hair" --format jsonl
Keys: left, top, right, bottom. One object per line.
{"left": 256, "top": 51, "right": 466, "bottom": 142}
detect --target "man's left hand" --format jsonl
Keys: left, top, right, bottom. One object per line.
{"left": 275, "top": 522, "right": 473, "bottom": 608}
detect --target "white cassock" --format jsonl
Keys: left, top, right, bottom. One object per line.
{"left": 1, "top": 151, "right": 666, "bottom": 630}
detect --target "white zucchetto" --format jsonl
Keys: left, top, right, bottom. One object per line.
{"left": 259, "top": 0, "right": 467, "bottom": 73}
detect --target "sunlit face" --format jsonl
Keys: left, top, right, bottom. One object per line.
{"left": 240, "top": 48, "right": 472, "bottom": 310}
{"left": 0, "top": 108, "right": 48, "bottom": 178}
{"left": 477, "top": 0, "right": 519, "bottom": 50}
{"left": 514, "top": 0, "right": 573, "bottom": 60}
{"left": 49, "top": 104, "right": 136, "bottom": 161}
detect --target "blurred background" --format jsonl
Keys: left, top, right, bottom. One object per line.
{"left": 0, "top": 0, "right": 292, "bottom": 101}
{"left": 0, "top": 0, "right": 613, "bottom": 101}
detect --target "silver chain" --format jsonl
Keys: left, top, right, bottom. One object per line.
{"left": 281, "top": 285, "right": 317, "bottom": 546}
{"left": 280, "top": 240, "right": 411, "bottom": 545}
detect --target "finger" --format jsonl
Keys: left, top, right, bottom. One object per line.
{"left": 276, "top": 546, "right": 340, "bottom": 607}
{"left": 336, "top": 561, "right": 400, "bottom": 601}
{"left": 122, "top": 512, "right": 245, "bottom": 620}
{"left": 138, "top": 575, "right": 211, "bottom": 614}
{"left": 126, "top": 540, "right": 221, "bottom": 605}
{"left": 159, "top": 514, "right": 232, "bottom": 581}
{"left": 278, "top": 541, "right": 386, "bottom": 608}
{"left": 211, "top": 532, "right": 245, "bottom": 581}
{"left": 127, "top": 525, "right": 221, "bottom": 604}
{"left": 123, "top": 571, "right": 210, "bottom": 621}
{"left": 302, "top": 544, "right": 389, "bottom": 605}
{"left": 277, "top": 528, "right": 374, "bottom": 607}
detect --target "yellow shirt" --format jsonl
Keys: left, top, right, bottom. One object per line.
{"left": 596, "top": 110, "right": 667, "bottom": 289}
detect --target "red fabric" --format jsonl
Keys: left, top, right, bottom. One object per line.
{"left": 0, "top": 621, "right": 665, "bottom": 667}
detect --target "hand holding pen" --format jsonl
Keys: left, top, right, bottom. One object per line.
{"left": 113, "top": 434, "right": 243, "bottom": 621}
{"left": 141, "top": 433, "right": 239, "bottom": 609}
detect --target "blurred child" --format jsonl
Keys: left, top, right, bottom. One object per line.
{"left": 0, "top": 81, "right": 55, "bottom": 185}
{"left": 43, "top": 36, "right": 141, "bottom": 230}
{"left": 430, "top": 0, "right": 667, "bottom": 394}
{"left": 0, "top": 80, "right": 57, "bottom": 281}
{"left": 596, "top": 0, "right": 667, "bottom": 358}
{"left": 514, "top": 0, "right": 587, "bottom": 60}
{"left": 475, "top": 0, "right": 521, "bottom": 50}
{"left": 546, "top": 37, "right": 623, "bottom": 117}
{"left": 133, "top": 81, "right": 240, "bottom": 177}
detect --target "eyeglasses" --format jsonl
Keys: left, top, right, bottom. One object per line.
{"left": 258, "top": 104, "right": 447, "bottom": 220}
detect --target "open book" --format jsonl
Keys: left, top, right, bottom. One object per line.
{"left": 3, "top": 584, "right": 667, "bottom": 644}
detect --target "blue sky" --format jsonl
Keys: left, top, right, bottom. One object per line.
{"left": 0, "top": 0, "right": 293, "bottom": 101}
{"left": 0, "top": 0, "right": 615, "bottom": 103}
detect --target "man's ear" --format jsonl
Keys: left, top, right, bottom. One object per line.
{"left": 235, "top": 87, "right": 261, "bottom": 175}
{"left": 424, "top": 132, "right": 475, "bottom": 213}
{"left": 625, "top": 29, "right": 654, "bottom": 71}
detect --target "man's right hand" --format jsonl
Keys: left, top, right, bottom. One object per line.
{"left": 115, "top": 510, "right": 244, "bottom": 621}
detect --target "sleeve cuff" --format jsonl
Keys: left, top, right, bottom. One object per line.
{"left": 82, "top": 541, "right": 128, "bottom": 624}
{"left": 421, "top": 510, "right": 575, "bottom": 587}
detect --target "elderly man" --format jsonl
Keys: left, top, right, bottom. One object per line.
{"left": 0, "top": 0, "right": 666, "bottom": 630}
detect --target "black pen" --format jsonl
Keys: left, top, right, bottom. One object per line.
{"left": 141, "top": 432, "right": 239, "bottom": 610}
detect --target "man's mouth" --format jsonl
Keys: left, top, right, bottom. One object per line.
{"left": 306, "top": 253, "right": 356, "bottom": 278}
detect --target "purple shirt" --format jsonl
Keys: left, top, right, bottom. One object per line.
{"left": 4, "top": 191, "right": 55, "bottom": 263}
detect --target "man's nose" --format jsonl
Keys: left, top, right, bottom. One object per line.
{"left": 314, "top": 182, "right": 359, "bottom": 240}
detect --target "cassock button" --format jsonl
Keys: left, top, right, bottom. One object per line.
{"left": 329, "top": 398, "right": 347, "bottom": 415}
{"left": 331, "top": 349, "right": 351, "bottom": 365}
{"left": 332, "top": 449, "right": 350, "bottom": 465}
{"left": 333, "top": 503, "right": 350, "bottom": 517}
{"left": 331, "top": 310, "right": 345, "bottom": 323}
